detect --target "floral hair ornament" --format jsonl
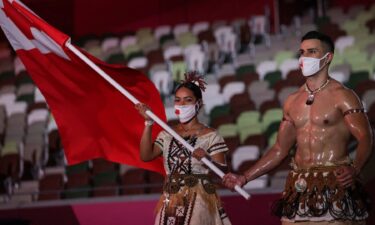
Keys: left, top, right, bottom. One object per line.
{"left": 181, "top": 71, "right": 207, "bottom": 92}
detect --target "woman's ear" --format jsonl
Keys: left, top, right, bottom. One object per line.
{"left": 199, "top": 99, "right": 204, "bottom": 108}
{"left": 327, "top": 52, "right": 334, "bottom": 64}
{"left": 196, "top": 99, "right": 203, "bottom": 111}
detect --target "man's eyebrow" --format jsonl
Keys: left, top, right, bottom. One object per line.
{"left": 299, "top": 47, "right": 319, "bottom": 51}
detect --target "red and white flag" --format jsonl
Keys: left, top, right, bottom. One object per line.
{"left": 0, "top": 0, "right": 166, "bottom": 174}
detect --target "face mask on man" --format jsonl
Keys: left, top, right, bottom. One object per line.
{"left": 299, "top": 53, "right": 329, "bottom": 77}
{"left": 174, "top": 102, "right": 200, "bottom": 123}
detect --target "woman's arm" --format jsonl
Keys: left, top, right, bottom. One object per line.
{"left": 135, "top": 103, "right": 162, "bottom": 162}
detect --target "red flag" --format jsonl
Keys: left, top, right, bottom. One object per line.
{"left": 0, "top": 0, "right": 166, "bottom": 174}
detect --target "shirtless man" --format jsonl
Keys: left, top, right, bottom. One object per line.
{"left": 223, "top": 31, "right": 373, "bottom": 224}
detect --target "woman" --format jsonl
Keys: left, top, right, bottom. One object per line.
{"left": 135, "top": 71, "right": 232, "bottom": 225}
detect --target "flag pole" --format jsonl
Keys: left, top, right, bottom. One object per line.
{"left": 65, "top": 42, "right": 250, "bottom": 200}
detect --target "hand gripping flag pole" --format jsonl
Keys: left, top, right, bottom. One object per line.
{"left": 66, "top": 42, "right": 250, "bottom": 200}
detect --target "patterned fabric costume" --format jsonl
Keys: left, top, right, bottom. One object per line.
{"left": 154, "top": 130, "right": 232, "bottom": 225}
{"left": 273, "top": 160, "right": 371, "bottom": 223}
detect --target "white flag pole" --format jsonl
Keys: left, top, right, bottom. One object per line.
{"left": 65, "top": 42, "right": 250, "bottom": 200}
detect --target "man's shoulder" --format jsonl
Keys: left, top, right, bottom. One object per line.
{"left": 284, "top": 86, "right": 304, "bottom": 106}
{"left": 329, "top": 79, "right": 362, "bottom": 108}
{"left": 329, "top": 79, "right": 358, "bottom": 98}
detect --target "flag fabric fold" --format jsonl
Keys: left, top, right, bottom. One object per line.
{"left": 0, "top": 0, "right": 166, "bottom": 174}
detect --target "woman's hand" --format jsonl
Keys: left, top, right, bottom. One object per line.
{"left": 192, "top": 148, "right": 207, "bottom": 160}
{"left": 135, "top": 103, "right": 152, "bottom": 121}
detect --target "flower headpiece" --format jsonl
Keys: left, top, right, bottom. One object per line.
{"left": 180, "top": 71, "right": 207, "bottom": 92}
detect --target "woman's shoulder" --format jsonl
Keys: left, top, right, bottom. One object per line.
{"left": 198, "top": 126, "right": 220, "bottom": 137}
{"left": 157, "top": 130, "right": 170, "bottom": 139}
{"left": 158, "top": 124, "right": 219, "bottom": 138}
{"left": 202, "top": 125, "right": 216, "bottom": 133}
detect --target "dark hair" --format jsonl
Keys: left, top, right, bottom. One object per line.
{"left": 301, "top": 31, "right": 335, "bottom": 53}
{"left": 174, "top": 71, "right": 206, "bottom": 100}
{"left": 174, "top": 82, "right": 203, "bottom": 100}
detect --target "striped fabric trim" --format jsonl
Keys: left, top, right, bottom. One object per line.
{"left": 207, "top": 142, "right": 227, "bottom": 154}
{"left": 154, "top": 139, "right": 164, "bottom": 149}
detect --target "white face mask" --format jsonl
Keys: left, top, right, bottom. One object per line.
{"left": 299, "top": 53, "right": 329, "bottom": 77}
{"left": 174, "top": 103, "right": 199, "bottom": 123}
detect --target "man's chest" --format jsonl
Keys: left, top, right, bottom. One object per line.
{"left": 288, "top": 92, "right": 343, "bottom": 127}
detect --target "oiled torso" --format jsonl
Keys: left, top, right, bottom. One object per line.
{"left": 286, "top": 83, "right": 351, "bottom": 169}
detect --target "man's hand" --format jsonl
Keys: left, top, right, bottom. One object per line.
{"left": 222, "top": 173, "right": 247, "bottom": 190}
{"left": 334, "top": 165, "right": 358, "bottom": 188}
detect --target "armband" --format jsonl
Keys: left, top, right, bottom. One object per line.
{"left": 282, "top": 117, "right": 294, "bottom": 125}
{"left": 343, "top": 108, "right": 365, "bottom": 116}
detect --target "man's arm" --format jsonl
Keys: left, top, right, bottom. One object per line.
{"left": 345, "top": 112, "right": 373, "bottom": 172}
{"left": 341, "top": 89, "right": 373, "bottom": 172}
{"left": 337, "top": 89, "right": 373, "bottom": 186}
{"left": 242, "top": 112, "right": 297, "bottom": 182}
{"left": 223, "top": 97, "right": 297, "bottom": 188}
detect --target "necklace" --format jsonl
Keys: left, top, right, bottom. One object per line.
{"left": 180, "top": 123, "right": 195, "bottom": 134}
{"left": 304, "top": 78, "right": 330, "bottom": 105}
{"left": 180, "top": 123, "right": 204, "bottom": 136}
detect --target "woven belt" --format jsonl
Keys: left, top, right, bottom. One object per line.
{"left": 163, "top": 174, "right": 216, "bottom": 194}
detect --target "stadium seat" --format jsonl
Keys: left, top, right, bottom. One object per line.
{"left": 146, "top": 171, "right": 164, "bottom": 193}
{"left": 231, "top": 145, "right": 260, "bottom": 171}
{"left": 173, "top": 23, "right": 190, "bottom": 37}
{"left": 38, "top": 173, "right": 64, "bottom": 200}
{"left": 120, "top": 169, "right": 147, "bottom": 195}
{"left": 154, "top": 25, "right": 171, "bottom": 41}
{"left": 262, "top": 108, "right": 283, "bottom": 131}
{"left": 222, "top": 81, "right": 245, "bottom": 103}
{"left": 192, "top": 21, "right": 210, "bottom": 35}
{"left": 229, "top": 93, "right": 256, "bottom": 118}
{"left": 217, "top": 123, "right": 238, "bottom": 138}
{"left": 362, "top": 89, "right": 375, "bottom": 110}
{"left": 256, "top": 60, "right": 277, "bottom": 80}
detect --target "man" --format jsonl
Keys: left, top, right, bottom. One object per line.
{"left": 223, "top": 31, "right": 373, "bottom": 224}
